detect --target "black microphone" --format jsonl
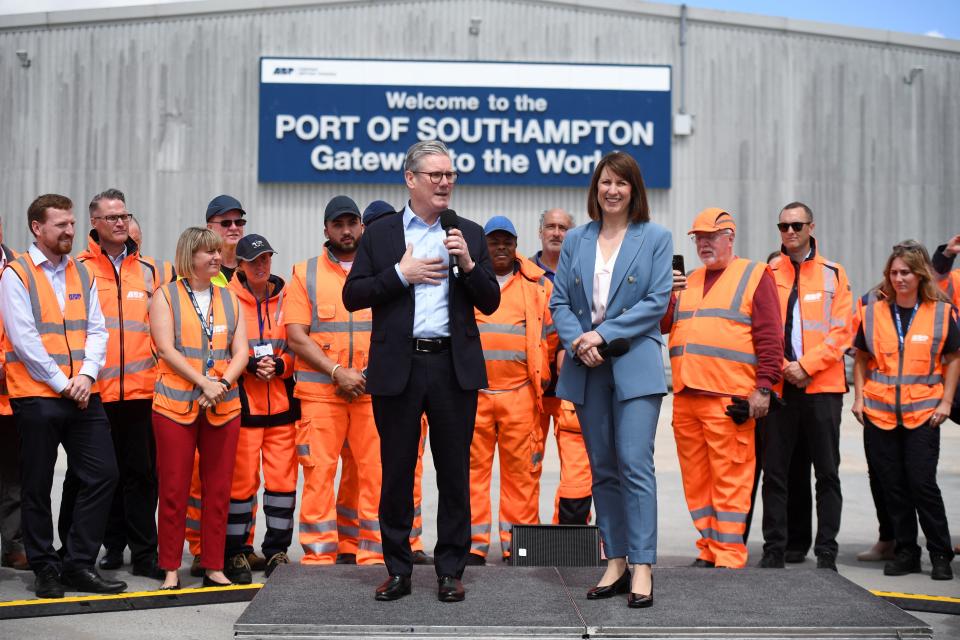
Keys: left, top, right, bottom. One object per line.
{"left": 573, "top": 337, "right": 630, "bottom": 365}
{"left": 439, "top": 209, "right": 460, "bottom": 277}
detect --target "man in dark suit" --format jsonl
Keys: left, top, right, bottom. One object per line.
{"left": 343, "top": 140, "right": 499, "bottom": 603}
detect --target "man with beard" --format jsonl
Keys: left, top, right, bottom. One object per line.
{"left": 285, "top": 196, "right": 383, "bottom": 565}
{"left": 0, "top": 194, "right": 123, "bottom": 598}
{"left": 467, "top": 216, "right": 555, "bottom": 564}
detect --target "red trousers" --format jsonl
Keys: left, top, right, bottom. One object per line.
{"left": 154, "top": 412, "right": 240, "bottom": 571}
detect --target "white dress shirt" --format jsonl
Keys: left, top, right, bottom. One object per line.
{"left": 0, "top": 243, "right": 108, "bottom": 394}
{"left": 591, "top": 240, "right": 621, "bottom": 324}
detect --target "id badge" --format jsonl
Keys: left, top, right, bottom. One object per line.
{"left": 253, "top": 343, "right": 274, "bottom": 359}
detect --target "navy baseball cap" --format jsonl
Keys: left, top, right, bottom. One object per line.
{"left": 206, "top": 194, "right": 246, "bottom": 221}
{"left": 236, "top": 234, "right": 276, "bottom": 262}
{"left": 362, "top": 200, "right": 396, "bottom": 226}
{"left": 483, "top": 215, "right": 517, "bottom": 238}
{"left": 324, "top": 195, "right": 361, "bottom": 222}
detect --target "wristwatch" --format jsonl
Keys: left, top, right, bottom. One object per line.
{"left": 218, "top": 378, "right": 232, "bottom": 390}
{"left": 756, "top": 387, "right": 771, "bottom": 396}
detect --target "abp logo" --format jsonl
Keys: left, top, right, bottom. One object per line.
{"left": 274, "top": 67, "right": 294, "bottom": 75}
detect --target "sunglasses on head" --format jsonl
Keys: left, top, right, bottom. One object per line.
{"left": 777, "top": 221, "right": 811, "bottom": 232}
{"left": 216, "top": 219, "right": 247, "bottom": 228}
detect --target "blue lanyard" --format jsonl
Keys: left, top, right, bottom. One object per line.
{"left": 893, "top": 301, "right": 919, "bottom": 351}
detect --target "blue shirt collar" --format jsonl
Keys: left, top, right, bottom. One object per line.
{"left": 403, "top": 203, "right": 442, "bottom": 230}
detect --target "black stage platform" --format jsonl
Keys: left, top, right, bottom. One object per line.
{"left": 234, "top": 565, "right": 932, "bottom": 639}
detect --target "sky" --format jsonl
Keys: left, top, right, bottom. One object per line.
{"left": 0, "top": 0, "right": 956, "bottom": 40}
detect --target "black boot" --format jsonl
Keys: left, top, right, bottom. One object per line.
{"left": 930, "top": 553, "right": 954, "bottom": 581}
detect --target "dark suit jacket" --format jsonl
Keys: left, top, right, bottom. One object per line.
{"left": 342, "top": 210, "right": 500, "bottom": 396}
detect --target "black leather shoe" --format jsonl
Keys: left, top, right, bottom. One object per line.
{"left": 930, "top": 553, "right": 954, "bottom": 581}
{"left": 335, "top": 553, "right": 357, "bottom": 565}
{"left": 690, "top": 558, "right": 715, "bottom": 568}
{"left": 437, "top": 575, "right": 465, "bottom": 602}
{"left": 412, "top": 550, "right": 434, "bottom": 565}
{"left": 60, "top": 567, "right": 127, "bottom": 594}
{"left": 202, "top": 575, "right": 233, "bottom": 588}
{"left": 586, "top": 568, "right": 630, "bottom": 599}
{"left": 34, "top": 565, "right": 64, "bottom": 599}
{"left": 375, "top": 575, "right": 411, "bottom": 601}
{"left": 758, "top": 551, "right": 785, "bottom": 568}
{"left": 784, "top": 550, "right": 806, "bottom": 564}
{"left": 816, "top": 553, "right": 838, "bottom": 571}
{"left": 884, "top": 550, "right": 921, "bottom": 576}
{"left": 465, "top": 553, "right": 486, "bottom": 566}
{"left": 627, "top": 574, "right": 653, "bottom": 609}
{"left": 98, "top": 549, "right": 123, "bottom": 570}
{"left": 132, "top": 560, "right": 166, "bottom": 580}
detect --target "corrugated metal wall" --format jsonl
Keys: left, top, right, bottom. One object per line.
{"left": 1, "top": 0, "right": 957, "bottom": 291}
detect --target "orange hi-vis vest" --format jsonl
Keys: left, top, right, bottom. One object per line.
{"left": 153, "top": 280, "right": 241, "bottom": 426}
{"left": 2, "top": 254, "right": 99, "bottom": 399}
{"left": 476, "top": 256, "right": 555, "bottom": 409}
{"left": 770, "top": 246, "right": 854, "bottom": 394}
{"left": 860, "top": 297, "right": 953, "bottom": 429}
{"left": 938, "top": 269, "right": 960, "bottom": 308}
{"left": 227, "top": 274, "right": 299, "bottom": 426}
{"left": 668, "top": 258, "right": 768, "bottom": 397}
{"left": 0, "top": 246, "right": 18, "bottom": 415}
{"left": 77, "top": 235, "right": 174, "bottom": 402}
{"left": 286, "top": 250, "right": 372, "bottom": 403}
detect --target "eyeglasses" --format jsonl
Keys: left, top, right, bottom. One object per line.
{"left": 691, "top": 230, "right": 732, "bottom": 243}
{"left": 93, "top": 213, "right": 131, "bottom": 224}
{"left": 216, "top": 219, "right": 247, "bottom": 228}
{"left": 776, "top": 221, "right": 811, "bottom": 232}
{"left": 414, "top": 171, "right": 458, "bottom": 184}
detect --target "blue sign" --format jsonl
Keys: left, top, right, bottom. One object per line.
{"left": 259, "top": 58, "right": 672, "bottom": 188}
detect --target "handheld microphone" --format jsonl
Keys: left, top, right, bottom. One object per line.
{"left": 573, "top": 337, "right": 630, "bottom": 365}
{"left": 439, "top": 209, "right": 461, "bottom": 277}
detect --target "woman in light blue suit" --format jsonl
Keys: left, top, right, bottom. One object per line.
{"left": 550, "top": 151, "right": 672, "bottom": 608}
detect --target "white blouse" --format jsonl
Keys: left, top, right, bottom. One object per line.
{"left": 592, "top": 240, "right": 621, "bottom": 324}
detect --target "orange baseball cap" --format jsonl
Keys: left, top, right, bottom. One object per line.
{"left": 688, "top": 207, "right": 736, "bottom": 234}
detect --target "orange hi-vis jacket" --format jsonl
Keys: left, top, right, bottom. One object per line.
{"left": 0, "top": 246, "right": 18, "bottom": 415}
{"left": 285, "top": 249, "right": 372, "bottom": 403}
{"left": 1, "top": 254, "right": 99, "bottom": 399}
{"left": 668, "top": 258, "right": 769, "bottom": 397}
{"left": 153, "top": 280, "right": 241, "bottom": 426}
{"left": 77, "top": 234, "right": 174, "bottom": 402}
{"left": 476, "top": 256, "right": 557, "bottom": 409}
{"left": 227, "top": 273, "right": 299, "bottom": 426}
{"left": 859, "top": 296, "right": 953, "bottom": 430}
{"left": 770, "top": 244, "right": 854, "bottom": 394}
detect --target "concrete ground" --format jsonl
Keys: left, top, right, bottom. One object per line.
{"left": 1, "top": 393, "right": 958, "bottom": 639}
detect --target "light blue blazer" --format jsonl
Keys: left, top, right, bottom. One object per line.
{"left": 550, "top": 220, "right": 673, "bottom": 405}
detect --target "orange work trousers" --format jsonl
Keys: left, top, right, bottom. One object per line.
{"left": 336, "top": 417, "right": 428, "bottom": 556}
{"left": 296, "top": 400, "right": 382, "bottom": 565}
{"left": 470, "top": 385, "right": 542, "bottom": 560}
{"left": 185, "top": 425, "right": 298, "bottom": 561}
{"left": 541, "top": 397, "right": 592, "bottom": 524}
{"left": 672, "top": 393, "right": 755, "bottom": 568}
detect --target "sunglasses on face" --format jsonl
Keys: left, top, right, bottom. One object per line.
{"left": 216, "top": 219, "right": 247, "bottom": 228}
{"left": 777, "top": 221, "right": 811, "bottom": 232}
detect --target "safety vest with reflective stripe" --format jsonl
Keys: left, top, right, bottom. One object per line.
{"left": 860, "top": 297, "right": 952, "bottom": 429}
{"left": 938, "top": 269, "right": 960, "bottom": 308}
{"left": 78, "top": 236, "right": 174, "bottom": 402}
{"left": 227, "top": 274, "right": 299, "bottom": 426}
{"left": 0, "top": 247, "right": 18, "bottom": 415}
{"left": 668, "top": 258, "right": 767, "bottom": 396}
{"left": 153, "top": 281, "right": 241, "bottom": 426}
{"left": 476, "top": 256, "right": 555, "bottom": 408}
{"left": 287, "top": 251, "right": 372, "bottom": 403}
{"left": 1, "top": 255, "right": 99, "bottom": 399}
{"left": 770, "top": 247, "right": 853, "bottom": 394}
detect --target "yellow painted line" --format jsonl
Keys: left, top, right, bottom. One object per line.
{"left": 0, "top": 583, "right": 262, "bottom": 608}
{"left": 871, "top": 590, "right": 960, "bottom": 604}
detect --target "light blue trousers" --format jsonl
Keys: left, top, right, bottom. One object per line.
{"left": 575, "top": 361, "right": 661, "bottom": 564}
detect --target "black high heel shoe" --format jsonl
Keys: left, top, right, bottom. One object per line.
{"left": 202, "top": 575, "right": 233, "bottom": 588}
{"left": 627, "top": 573, "right": 653, "bottom": 609}
{"left": 586, "top": 568, "right": 631, "bottom": 599}
{"left": 158, "top": 579, "right": 180, "bottom": 591}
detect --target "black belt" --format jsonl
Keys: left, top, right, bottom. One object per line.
{"left": 412, "top": 337, "right": 450, "bottom": 353}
